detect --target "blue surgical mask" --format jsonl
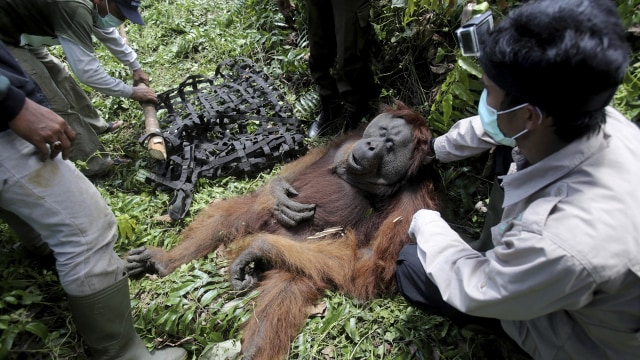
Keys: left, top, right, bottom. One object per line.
{"left": 478, "top": 89, "right": 531, "bottom": 147}
{"left": 93, "top": 0, "right": 124, "bottom": 29}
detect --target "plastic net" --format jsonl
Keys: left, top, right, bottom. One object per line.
{"left": 140, "top": 58, "right": 307, "bottom": 220}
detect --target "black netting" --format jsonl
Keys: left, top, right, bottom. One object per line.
{"left": 139, "top": 58, "right": 307, "bottom": 220}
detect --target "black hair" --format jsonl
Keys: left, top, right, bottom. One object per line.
{"left": 480, "top": 0, "right": 629, "bottom": 141}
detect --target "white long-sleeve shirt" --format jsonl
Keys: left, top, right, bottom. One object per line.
{"left": 59, "top": 27, "right": 140, "bottom": 98}
{"left": 412, "top": 108, "right": 640, "bottom": 359}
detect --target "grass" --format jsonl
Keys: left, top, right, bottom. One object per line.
{"left": 1, "top": 0, "right": 638, "bottom": 359}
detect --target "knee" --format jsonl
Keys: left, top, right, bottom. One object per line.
{"left": 395, "top": 244, "right": 421, "bottom": 299}
{"left": 395, "top": 244, "right": 448, "bottom": 311}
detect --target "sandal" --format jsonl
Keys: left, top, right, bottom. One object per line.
{"left": 105, "top": 120, "right": 124, "bottom": 133}
{"left": 111, "top": 158, "right": 131, "bottom": 166}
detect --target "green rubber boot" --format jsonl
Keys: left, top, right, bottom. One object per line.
{"left": 67, "top": 276, "right": 187, "bottom": 360}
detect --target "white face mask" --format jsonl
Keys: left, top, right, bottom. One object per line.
{"left": 93, "top": 0, "right": 124, "bottom": 29}
{"left": 478, "top": 89, "right": 541, "bottom": 147}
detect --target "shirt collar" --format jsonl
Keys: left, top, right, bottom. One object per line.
{"left": 500, "top": 126, "right": 609, "bottom": 208}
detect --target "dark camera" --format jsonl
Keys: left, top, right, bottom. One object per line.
{"left": 455, "top": 10, "right": 494, "bottom": 57}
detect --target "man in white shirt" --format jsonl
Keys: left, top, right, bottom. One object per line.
{"left": 395, "top": 0, "right": 640, "bottom": 358}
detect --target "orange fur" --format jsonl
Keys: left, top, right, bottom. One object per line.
{"left": 140, "top": 102, "right": 440, "bottom": 359}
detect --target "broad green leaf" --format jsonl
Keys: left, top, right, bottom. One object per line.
{"left": 25, "top": 322, "right": 49, "bottom": 339}
{"left": 344, "top": 317, "right": 358, "bottom": 341}
{"left": 457, "top": 57, "right": 483, "bottom": 78}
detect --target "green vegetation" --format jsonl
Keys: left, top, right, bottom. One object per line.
{"left": 1, "top": 0, "right": 638, "bottom": 359}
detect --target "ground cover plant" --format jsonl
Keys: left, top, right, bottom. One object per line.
{"left": 1, "top": 0, "right": 638, "bottom": 359}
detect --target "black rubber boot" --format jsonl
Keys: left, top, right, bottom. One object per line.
{"left": 308, "top": 96, "right": 344, "bottom": 138}
{"left": 68, "top": 276, "right": 187, "bottom": 360}
{"left": 341, "top": 103, "right": 371, "bottom": 134}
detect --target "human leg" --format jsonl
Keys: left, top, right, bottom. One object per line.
{"left": 0, "top": 130, "right": 185, "bottom": 359}
{"left": 68, "top": 276, "right": 187, "bottom": 360}
{"left": 7, "top": 45, "right": 114, "bottom": 176}
{"left": 0, "top": 131, "right": 121, "bottom": 294}
{"left": 307, "top": 94, "right": 345, "bottom": 138}
{"left": 306, "top": 0, "right": 345, "bottom": 137}
{"left": 395, "top": 244, "right": 502, "bottom": 331}
{"left": 30, "top": 47, "right": 109, "bottom": 133}
{"left": 307, "top": 0, "right": 339, "bottom": 99}
{"left": 333, "top": 0, "right": 379, "bottom": 130}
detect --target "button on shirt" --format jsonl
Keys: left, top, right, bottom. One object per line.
{"left": 412, "top": 107, "right": 640, "bottom": 359}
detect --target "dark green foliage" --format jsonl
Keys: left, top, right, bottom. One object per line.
{"left": 614, "top": 0, "right": 640, "bottom": 122}
{"left": 0, "top": 231, "right": 83, "bottom": 358}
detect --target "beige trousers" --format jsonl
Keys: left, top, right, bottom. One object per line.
{"left": 8, "top": 45, "right": 113, "bottom": 176}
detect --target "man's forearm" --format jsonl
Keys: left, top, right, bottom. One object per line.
{"left": 59, "top": 36, "right": 133, "bottom": 98}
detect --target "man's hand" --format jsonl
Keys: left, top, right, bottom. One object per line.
{"left": 9, "top": 98, "right": 75, "bottom": 161}
{"left": 132, "top": 68, "right": 150, "bottom": 87}
{"left": 270, "top": 177, "right": 316, "bottom": 227}
{"left": 131, "top": 83, "right": 158, "bottom": 103}
{"left": 131, "top": 69, "right": 157, "bottom": 103}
